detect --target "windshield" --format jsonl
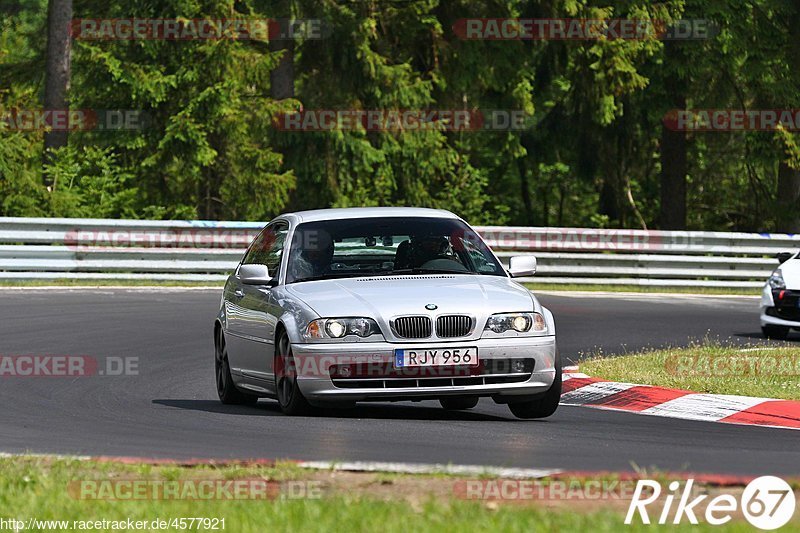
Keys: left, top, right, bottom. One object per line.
{"left": 285, "top": 217, "right": 505, "bottom": 283}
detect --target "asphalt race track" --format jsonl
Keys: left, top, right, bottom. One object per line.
{"left": 1, "top": 288, "right": 797, "bottom": 475}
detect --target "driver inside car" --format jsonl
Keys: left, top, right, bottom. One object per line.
{"left": 394, "top": 234, "right": 453, "bottom": 269}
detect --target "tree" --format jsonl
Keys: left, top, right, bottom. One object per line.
{"left": 658, "top": 41, "right": 687, "bottom": 230}
{"left": 775, "top": 1, "right": 800, "bottom": 232}
{"left": 269, "top": 0, "right": 295, "bottom": 100}
{"left": 42, "top": 0, "right": 72, "bottom": 181}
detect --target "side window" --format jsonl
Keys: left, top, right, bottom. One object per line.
{"left": 241, "top": 222, "right": 289, "bottom": 275}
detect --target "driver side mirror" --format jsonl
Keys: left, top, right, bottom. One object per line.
{"left": 508, "top": 255, "right": 537, "bottom": 278}
{"left": 777, "top": 252, "right": 795, "bottom": 265}
{"left": 239, "top": 264, "right": 274, "bottom": 285}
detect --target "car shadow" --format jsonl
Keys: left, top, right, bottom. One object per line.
{"left": 152, "top": 399, "right": 282, "bottom": 416}
{"left": 733, "top": 332, "right": 799, "bottom": 343}
{"left": 152, "top": 398, "right": 517, "bottom": 422}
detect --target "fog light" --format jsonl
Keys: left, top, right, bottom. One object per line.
{"left": 512, "top": 360, "right": 526, "bottom": 373}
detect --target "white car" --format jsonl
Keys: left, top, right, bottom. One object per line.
{"left": 760, "top": 251, "right": 800, "bottom": 339}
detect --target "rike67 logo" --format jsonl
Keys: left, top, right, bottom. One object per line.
{"left": 626, "top": 477, "right": 796, "bottom": 530}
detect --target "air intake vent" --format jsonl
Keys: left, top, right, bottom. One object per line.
{"left": 436, "top": 315, "right": 473, "bottom": 338}
{"left": 392, "top": 316, "right": 432, "bottom": 339}
{"left": 357, "top": 275, "right": 456, "bottom": 282}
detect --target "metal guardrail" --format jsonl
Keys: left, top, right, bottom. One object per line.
{"left": 0, "top": 217, "right": 798, "bottom": 287}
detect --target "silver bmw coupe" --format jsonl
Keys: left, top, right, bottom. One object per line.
{"left": 214, "top": 207, "right": 560, "bottom": 418}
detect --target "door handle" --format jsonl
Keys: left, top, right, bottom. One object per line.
{"left": 233, "top": 289, "right": 245, "bottom": 298}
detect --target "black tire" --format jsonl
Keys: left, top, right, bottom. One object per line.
{"left": 508, "top": 358, "right": 562, "bottom": 420}
{"left": 762, "top": 325, "right": 790, "bottom": 340}
{"left": 275, "top": 331, "right": 313, "bottom": 416}
{"left": 215, "top": 329, "right": 259, "bottom": 406}
{"left": 440, "top": 397, "right": 479, "bottom": 410}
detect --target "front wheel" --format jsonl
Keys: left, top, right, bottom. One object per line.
{"left": 275, "top": 332, "right": 313, "bottom": 416}
{"left": 762, "top": 325, "right": 790, "bottom": 340}
{"left": 508, "top": 359, "right": 562, "bottom": 420}
{"left": 215, "top": 330, "right": 258, "bottom": 405}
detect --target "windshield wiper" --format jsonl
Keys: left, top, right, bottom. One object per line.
{"left": 292, "top": 268, "right": 478, "bottom": 283}
{"left": 289, "top": 272, "right": 366, "bottom": 283}
{"left": 381, "top": 268, "right": 477, "bottom": 275}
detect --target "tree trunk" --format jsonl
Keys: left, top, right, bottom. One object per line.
{"left": 269, "top": 19, "right": 295, "bottom": 99}
{"left": 659, "top": 41, "right": 687, "bottom": 230}
{"left": 517, "top": 134, "right": 535, "bottom": 225}
{"left": 775, "top": 5, "right": 800, "bottom": 233}
{"left": 659, "top": 109, "right": 687, "bottom": 230}
{"left": 42, "top": 0, "right": 73, "bottom": 183}
{"left": 268, "top": 5, "right": 295, "bottom": 211}
{"left": 776, "top": 162, "right": 800, "bottom": 232}
{"left": 201, "top": 132, "right": 226, "bottom": 220}
{"left": 517, "top": 158, "right": 533, "bottom": 225}
{"left": 599, "top": 178, "right": 620, "bottom": 224}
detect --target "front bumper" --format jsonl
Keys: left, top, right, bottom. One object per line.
{"left": 291, "top": 335, "right": 557, "bottom": 402}
{"left": 761, "top": 309, "right": 800, "bottom": 328}
{"left": 761, "top": 287, "right": 800, "bottom": 328}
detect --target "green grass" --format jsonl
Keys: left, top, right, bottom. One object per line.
{"left": 581, "top": 342, "right": 800, "bottom": 400}
{"left": 526, "top": 283, "right": 762, "bottom": 296}
{"left": 0, "top": 457, "right": 781, "bottom": 532}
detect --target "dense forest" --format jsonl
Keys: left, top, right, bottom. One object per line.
{"left": 1, "top": 0, "right": 799, "bottom": 231}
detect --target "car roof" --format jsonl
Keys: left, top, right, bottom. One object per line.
{"left": 283, "top": 207, "right": 460, "bottom": 223}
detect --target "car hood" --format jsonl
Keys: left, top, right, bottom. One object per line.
{"left": 285, "top": 274, "right": 539, "bottom": 323}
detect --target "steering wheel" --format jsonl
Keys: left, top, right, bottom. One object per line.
{"left": 419, "top": 257, "right": 469, "bottom": 272}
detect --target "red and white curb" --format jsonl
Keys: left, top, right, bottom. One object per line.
{"left": 561, "top": 366, "right": 800, "bottom": 431}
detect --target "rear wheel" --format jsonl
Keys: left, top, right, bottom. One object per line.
{"left": 762, "top": 325, "right": 790, "bottom": 340}
{"left": 215, "top": 329, "right": 258, "bottom": 405}
{"left": 275, "top": 332, "right": 313, "bottom": 416}
{"left": 440, "top": 397, "right": 479, "bottom": 410}
{"left": 508, "top": 358, "right": 562, "bottom": 420}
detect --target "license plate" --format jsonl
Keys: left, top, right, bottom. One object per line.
{"left": 394, "top": 347, "right": 478, "bottom": 368}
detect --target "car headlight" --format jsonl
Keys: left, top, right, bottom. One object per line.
{"left": 485, "top": 312, "right": 546, "bottom": 334}
{"left": 305, "top": 318, "right": 382, "bottom": 339}
{"left": 769, "top": 270, "right": 786, "bottom": 290}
